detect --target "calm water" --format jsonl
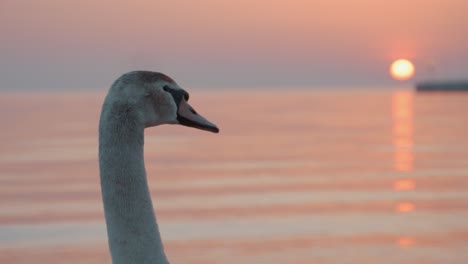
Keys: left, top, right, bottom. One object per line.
{"left": 1, "top": 89, "right": 468, "bottom": 263}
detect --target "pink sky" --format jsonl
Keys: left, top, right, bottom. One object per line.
{"left": 1, "top": 0, "right": 467, "bottom": 89}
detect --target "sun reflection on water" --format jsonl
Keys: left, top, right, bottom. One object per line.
{"left": 392, "top": 91, "right": 414, "bottom": 172}
{"left": 395, "top": 202, "right": 415, "bottom": 213}
{"left": 397, "top": 236, "right": 416, "bottom": 248}
{"left": 392, "top": 91, "right": 417, "bottom": 248}
{"left": 393, "top": 179, "right": 416, "bottom": 191}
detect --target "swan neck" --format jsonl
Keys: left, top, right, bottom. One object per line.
{"left": 99, "top": 106, "right": 169, "bottom": 264}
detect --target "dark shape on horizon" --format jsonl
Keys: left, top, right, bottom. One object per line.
{"left": 416, "top": 80, "right": 468, "bottom": 92}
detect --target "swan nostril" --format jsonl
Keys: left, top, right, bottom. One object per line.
{"left": 190, "top": 107, "right": 197, "bottom": 115}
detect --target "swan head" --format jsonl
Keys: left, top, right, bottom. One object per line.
{"left": 106, "top": 71, "right": 219, "bottom": 133}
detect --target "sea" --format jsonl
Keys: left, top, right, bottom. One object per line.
{"left": 1, "top": 88, "right": 467, "bottom": 263}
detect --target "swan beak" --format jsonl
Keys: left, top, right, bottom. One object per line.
{"left": 177, "top": 99, "right": 219, "bottom": 133}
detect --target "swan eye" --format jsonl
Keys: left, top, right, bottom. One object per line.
{"left": 163, "top": 86, "right": 170, "bottom": 92}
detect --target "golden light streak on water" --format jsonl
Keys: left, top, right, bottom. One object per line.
{"left": 392, "top": 91, "right": 414, "bottom": 172}
{"left": 397, "top": 236, "right": 416, "bottom": 247}
{"left": 395, "top": 202, "right": 415, "bottom": 213}
{"left": 393, "top": 179, "right": 416, "bottom": 191}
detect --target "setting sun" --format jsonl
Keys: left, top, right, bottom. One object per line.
{"left": 390, "top": 59, "right": 415, "bottom": 81}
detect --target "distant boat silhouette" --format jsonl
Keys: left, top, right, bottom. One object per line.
{"left": 416, "top": 80, "right": 468, "bottom": 92}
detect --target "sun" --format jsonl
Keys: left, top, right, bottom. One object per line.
{"left": 390, "top": 59, "right": 415, "bottom": 81}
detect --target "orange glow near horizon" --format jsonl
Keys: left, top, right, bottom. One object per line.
{"left": 390, "top": 59, "right": 415, "bottom": 81}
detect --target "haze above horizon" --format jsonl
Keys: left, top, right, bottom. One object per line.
{"left": 1, "top": 0, "right": 467, "bottom": 90}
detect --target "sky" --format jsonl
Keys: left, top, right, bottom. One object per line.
{"left": 1, "top": 0, "right": 467, "bottom": 90}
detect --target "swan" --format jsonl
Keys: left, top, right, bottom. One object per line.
{"left": 98, "top": 71, "right": 219, "bottom": 264}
